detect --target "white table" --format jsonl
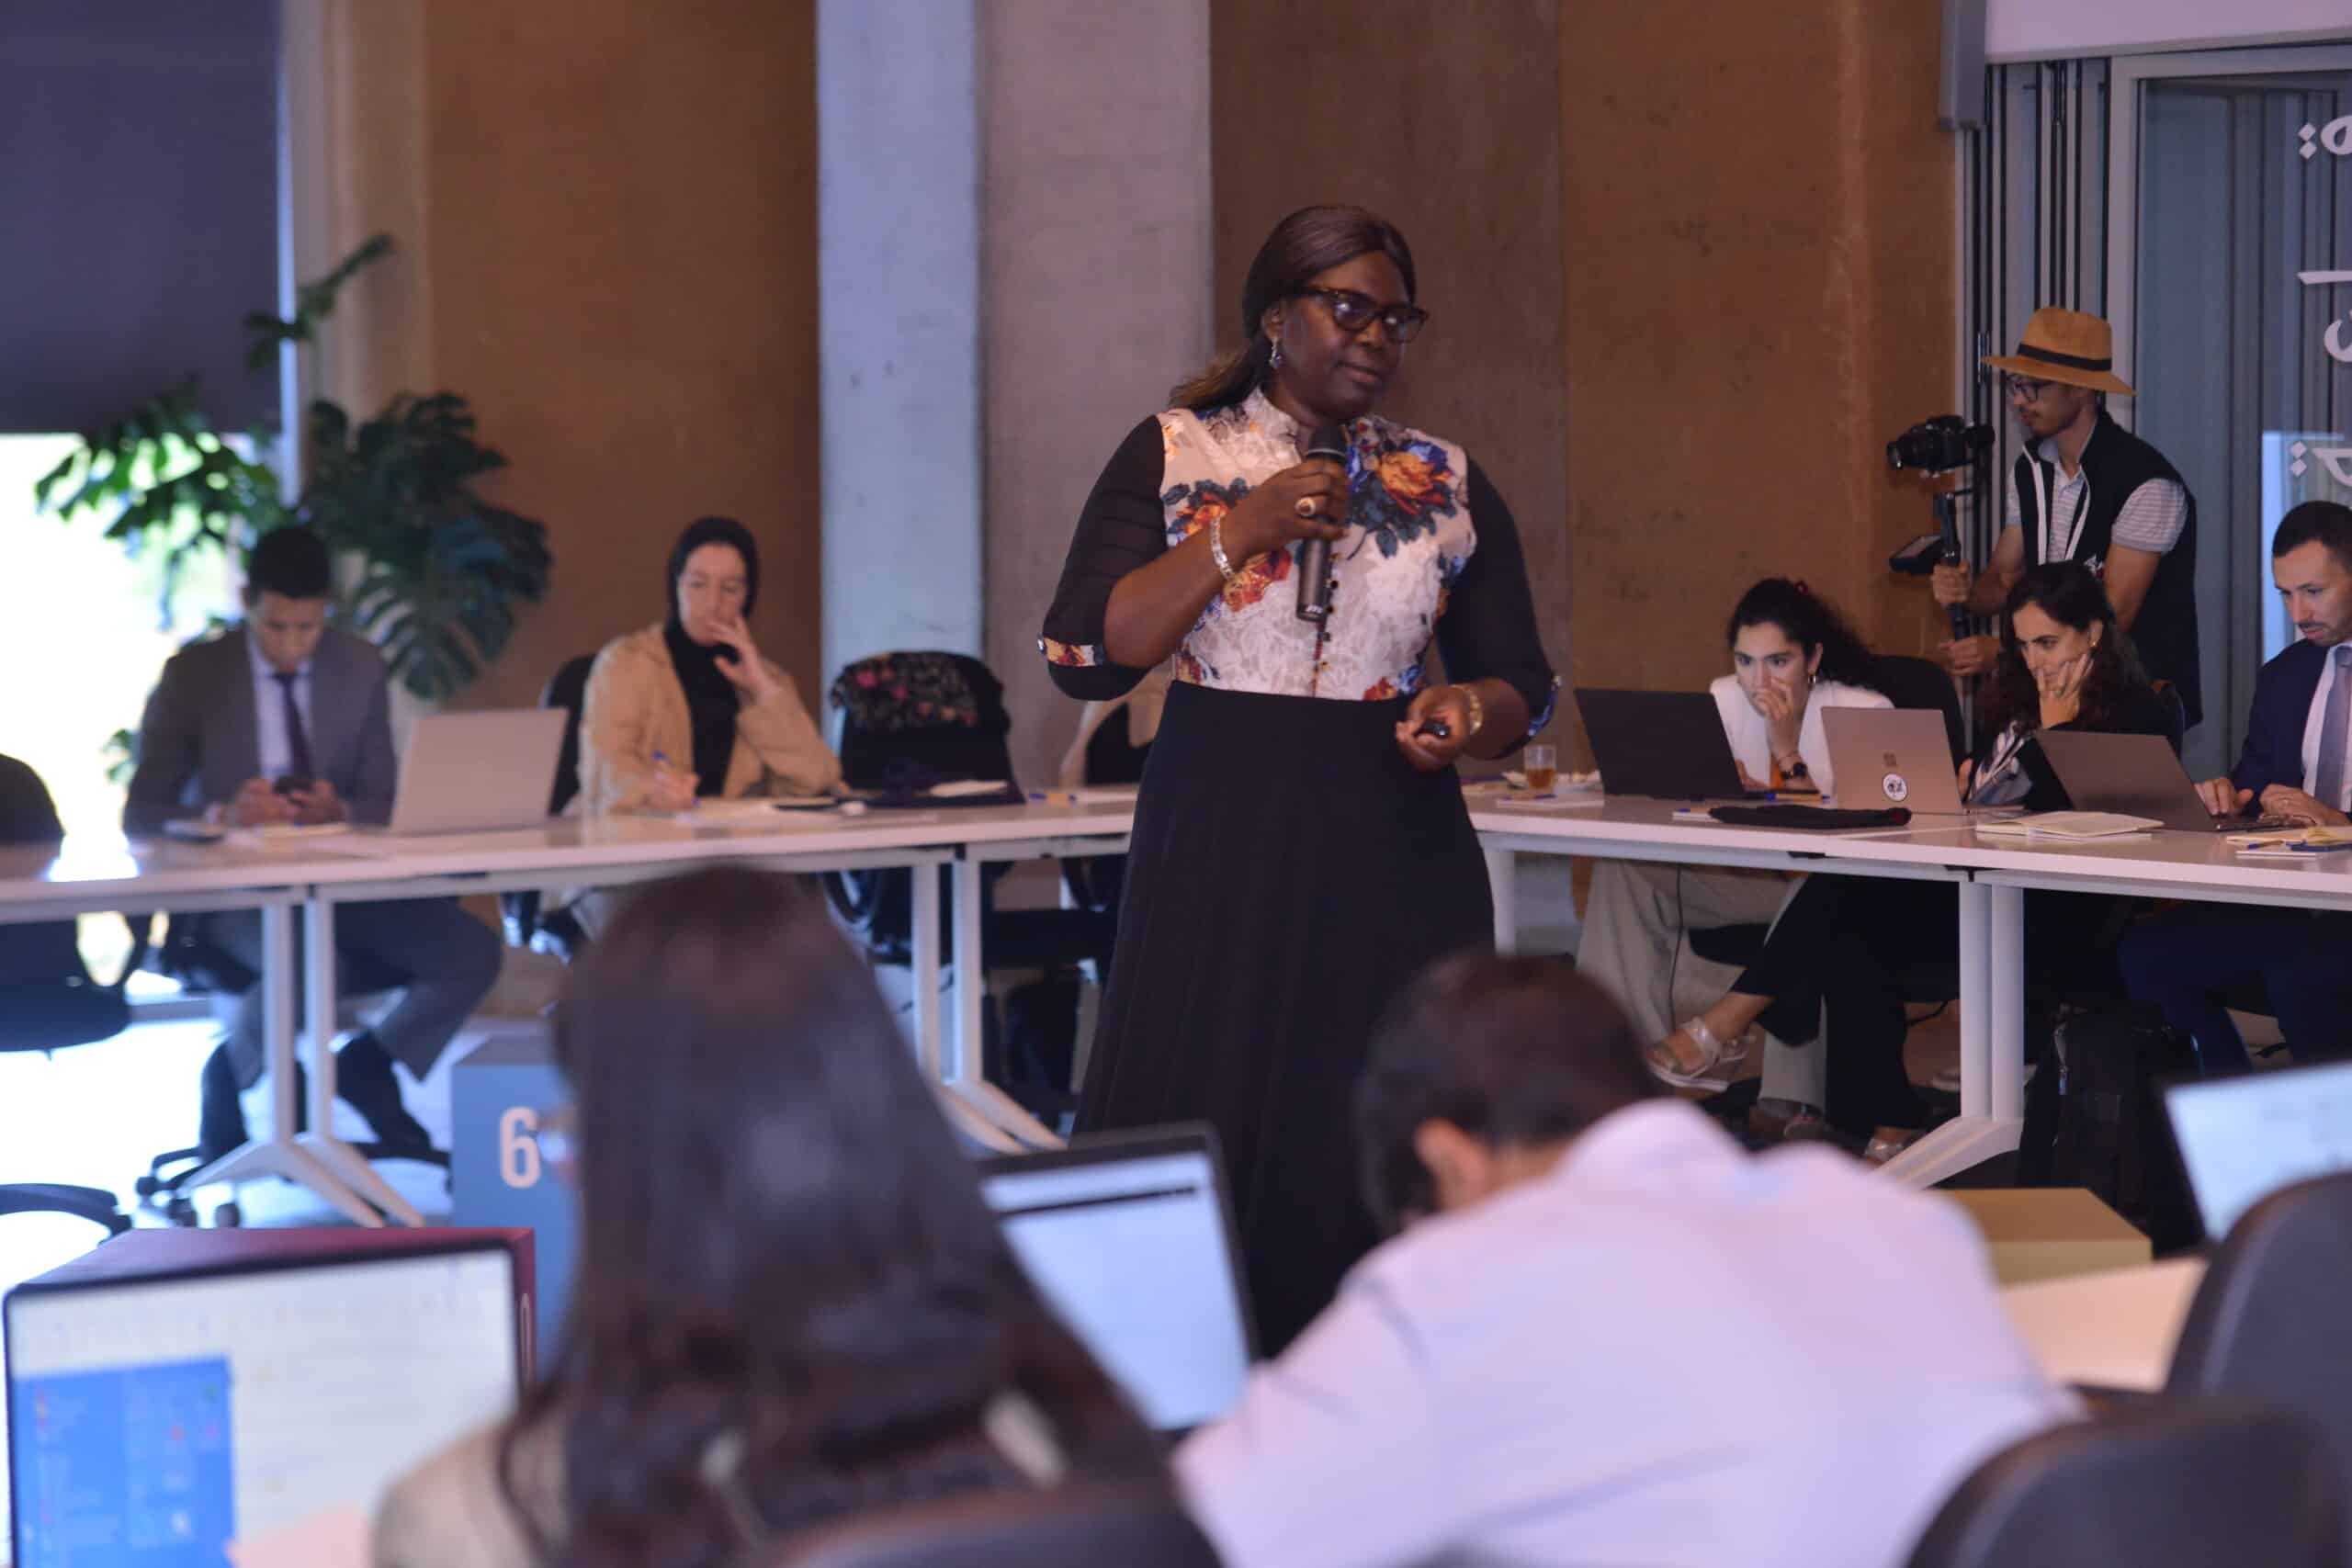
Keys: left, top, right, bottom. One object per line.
{"left": 278, "top": 798, "right": 1139, "bottom": 1217}
{"left": 0, "top": 837, "right": 373, "bottom": 1221}
{"left": 1468, "top": 798, "right": 2011, "bottom": 1184}
{"left": 2002, "top": 1257, "right": 2209, "bottom": 1393}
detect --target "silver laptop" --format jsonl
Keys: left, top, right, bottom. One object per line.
{"left": 2033, "top": 731, "right": 2254, "bottom": 833}
{"left": 2165, "top": 1060, "right": 2352, "bottom": 1241}
{"left": 1824, "top": 708, "right": 1966, "bottom": 813}
{"left": 380, "top": 709, "right": 567, "bottom": 835}
{"left": 978, "top": 1124, "right": 1254, "bottom": 1434}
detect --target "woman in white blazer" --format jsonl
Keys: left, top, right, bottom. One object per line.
{"left": 1577, "top": 580, "right": 1890, "bottom": 1095}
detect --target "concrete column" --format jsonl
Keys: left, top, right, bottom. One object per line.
{"left": 979, "top": 0, "right": 1214, "bottom": 789}
{"left": 818, "top": 0, "right": 985, "bottom": 684}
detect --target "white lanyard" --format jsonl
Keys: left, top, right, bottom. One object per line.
{"left": 2036, "top": 457, "right": 2091, "bottom": 565}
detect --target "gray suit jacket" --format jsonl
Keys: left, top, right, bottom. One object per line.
{"left": 124, "top": 625, "right": 398, "bottom": 833}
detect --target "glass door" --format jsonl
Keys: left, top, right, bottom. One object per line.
{"left": 2111, "top": 48, "right": 2352, "bottom": 777}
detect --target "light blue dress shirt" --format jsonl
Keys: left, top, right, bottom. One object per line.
{"left": 245, "top": 629, "right": 315, "bottom": 782}
{"left": 1176, "top": 1100, "right": 2080, "bottom": 1568}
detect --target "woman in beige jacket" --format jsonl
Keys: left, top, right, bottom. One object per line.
{"left": 576, "top": 515, "right": 841, "bottom": 817}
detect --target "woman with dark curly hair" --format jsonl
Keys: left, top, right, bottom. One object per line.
{"left": 1039, "top": 205, "right": 1556, "bottom": 1349}
{"left": 372, "top": 868, "right": 1161, "bottom": 1568}
{"left": 1651, "top": 562, "right": 2175, "bottom": 1157}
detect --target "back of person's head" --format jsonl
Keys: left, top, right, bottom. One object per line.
{"left": 1355, "top": 954, "right": 1661, "bottom": 1235}
{"left": 509, "top": 867, "right": 1147, "bottom": 1565}
{"left": 2273, "top": 500, "right": 2352, "bottom": 571}
{"left": 1724, "top": 578, "right": 1876, "bottom": 688}
{"left": 1985, "top": 559, "right": 2152, "bottom": 734}
{"left": 666, "top": 514, "right": 761, "bottom": 619}
{"left": 243, "top": 526, "right": 332, "bottom": 604}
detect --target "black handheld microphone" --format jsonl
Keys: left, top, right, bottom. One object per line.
{"left": 1295, "top": 423, "right": 1349, "bottom": 625}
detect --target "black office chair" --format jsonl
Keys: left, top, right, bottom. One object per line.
{"left": 822, "top": 652, "right": 1117, "bottom": 1104}
{"left": 2165, "top": 1172, "right": 2352, "bottom": 1533}
{"left": 500, "top": 651, "right": 597, "bottom": 961}
{"left": 1871, "top": 653, "right": 1967, "bottom": 767}
{"left": 0, "top": 754, "right": 135, "bottom": 1236}
{"left": 767, "top": 1483, "right": 1221, "bottom": 1568}
{"left": 1905, "top": 1404, "right": 2338, "bottom": 1568}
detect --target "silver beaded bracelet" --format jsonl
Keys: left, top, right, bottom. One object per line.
{"left": 1209, "top": 515, "right": 1238, "bottom": 583}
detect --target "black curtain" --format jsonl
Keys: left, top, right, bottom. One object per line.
{"left": 0, "top": 2, "right": 280, "bottom": 435}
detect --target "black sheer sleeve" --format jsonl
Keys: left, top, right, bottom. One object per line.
{"left": 1040, "top": 415, "right": 1167, "bottom": 701}
{"left": 1434, "top": 458, "right": 1559, "bottom": 747}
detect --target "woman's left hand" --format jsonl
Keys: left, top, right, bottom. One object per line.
{"left": 706, "top": 614, "right": 781, "bottom": 701}
{"left": 1396, "top": 686, "right": 1473, "bottom": 773}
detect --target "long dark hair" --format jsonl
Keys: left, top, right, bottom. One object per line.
{"left": 1981, "top": 560, "right": 2153, "bottom": 737}
{"left": 501, "top": 869, "right": 1149, "bottom": 1566}
{"left": 666, "top": 515, "right": 761, "bottom": 622}
{"left": 1724, "top": 578, "right": 1877, "bottom": 689}
{"left": 1170, "top": 204, "right": 1418, "bottom": 412}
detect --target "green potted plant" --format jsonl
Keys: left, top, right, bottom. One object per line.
{"left": 32, "top": 233, "right": 550, "bottom": 705}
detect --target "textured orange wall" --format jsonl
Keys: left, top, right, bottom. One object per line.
{"left": 1209, "top": 0, "right": 1573, "bottom": 707}
{"left": 317, "top": 1, "right": 820, "bottom": 710}
{"left": 1560, "top": 0, "right": 1957, "bottom": 757}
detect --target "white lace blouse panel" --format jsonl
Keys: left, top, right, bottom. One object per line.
{"left": 1157, "top": 390, "right": 1476, "bottom": 701}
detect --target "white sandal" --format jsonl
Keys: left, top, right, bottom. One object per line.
{"left": 1646, "top": 1016, "right": 1742, "bottom": 1092}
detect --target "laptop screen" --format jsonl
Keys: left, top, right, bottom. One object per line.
{"left": 2165, "top": 1060, "right": 2352, "bottom": 1241}
{"left": 6, "top": 1247, "right": 519, "bottom": 1564}
{"left": 979, "top": 1132, "right": 1253, "bottom": 1433}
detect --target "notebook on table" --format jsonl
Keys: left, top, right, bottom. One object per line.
{"left": 5, "top": 1228, "right": 529, "bottom": 1566}
{"left": 977, "top": 1124, "right": 1254, "bottom": 1436}
{"left": 1573, "top": 689, "right": 1762, "bottom": 801}
{"left": 2165, "top": 1060, "right": 2352, "bottom": 1242}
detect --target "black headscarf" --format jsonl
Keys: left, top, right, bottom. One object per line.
{"left": 662, "top": 516, "right": 761, "bottom": 796}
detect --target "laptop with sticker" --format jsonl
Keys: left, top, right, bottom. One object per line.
{"left": 1823, "top": 707, "right": 1966, "bottom": 814}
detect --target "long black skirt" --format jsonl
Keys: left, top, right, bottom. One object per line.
{"left": 1078, "top": 682, "right": 1495, "bottom": 1351}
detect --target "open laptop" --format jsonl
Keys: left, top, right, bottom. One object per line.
{"left": 1823, "top": 707, "right": 1967, "bottom": 813}
{"left": 2033, "top": 731, "right": 2286, "bottom": 833}
{"left": 978, "top": 1125, "right": 1254, "bottom": 1435}
{"left": 375, "top": 708, "right": 568, "bottom": 836}
{"left": 2164, "top": 1059, "right": 2352, "bottom": 1242}
{"left": 5, "top": 1235, "right": 524, "bottom": 1563}
{"left": 1573, "top": 689, "right": 1756, "bottom": 801}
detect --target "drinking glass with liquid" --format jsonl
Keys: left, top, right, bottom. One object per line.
{"left": 1524, "top": 743, "right": 1558, "bottom": 794}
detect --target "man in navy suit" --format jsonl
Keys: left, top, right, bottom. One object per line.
{"left": 126, "top": 527, "right": 501, "bottom": 1159}
{"left": 2119, "top": 501, "right": 2352, "bottom": 1069}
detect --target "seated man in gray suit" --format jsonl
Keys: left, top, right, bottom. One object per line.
{"left": 125, "top": 525, "right": 502, "bottom": 1160}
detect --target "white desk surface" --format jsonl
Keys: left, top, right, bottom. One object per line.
{"left": 0, "top": 836, "right": 318, "bottom": 911}
{"left": 2000, "top": 1257, "right": 2208, "bottom": 1393}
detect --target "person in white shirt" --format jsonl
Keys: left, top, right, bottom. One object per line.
{"left": 1577, "top": 579, "right": 1888, "bottom": 1093}
{"left": 1175, "top": 956, "right": 2080, "bottom": 1568}
{"left": 2121, "top": 500, "right": 2352, "bottom": 1066}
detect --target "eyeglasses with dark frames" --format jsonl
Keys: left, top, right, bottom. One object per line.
{"left": 2000, "top": 372, "right": 2056, "bottom": 402}
{"left": 1294, "top": 287, "right": 1430, "bottom": 344}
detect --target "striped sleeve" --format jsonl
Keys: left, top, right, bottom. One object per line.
{"left": 2109, "top": 478, "right": 2188, "bottom": 555}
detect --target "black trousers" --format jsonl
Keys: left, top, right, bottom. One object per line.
{"left": 1736, "top": 876, "right": 2119, "bottom": 1135}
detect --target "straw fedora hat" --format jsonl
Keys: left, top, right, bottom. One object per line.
{"left": 1982, "top": 308, "right": 2135, "bottom": 396}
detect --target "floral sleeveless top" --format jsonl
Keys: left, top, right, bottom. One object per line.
{"left": 1053, "top": 389, "right": 1476, "bottom": 702}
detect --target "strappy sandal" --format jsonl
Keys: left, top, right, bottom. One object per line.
{"left": 1862, "top": 1129, "right": 1925, "bottom": 1165}
{"left": 1646, "top": 1016, "right": 1746, "bottom": 1092}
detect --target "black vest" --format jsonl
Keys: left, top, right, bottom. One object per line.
{"left": 2014, "top": 411, "right": 2202, "bottom": 726}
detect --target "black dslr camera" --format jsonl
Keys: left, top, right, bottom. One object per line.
{"left": 1886, "top": 415, "right": 1993, "bottom": 475}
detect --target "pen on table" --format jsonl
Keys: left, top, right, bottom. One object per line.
{"left": 1028, "top": 789, "right": 1080, "bottom": 807}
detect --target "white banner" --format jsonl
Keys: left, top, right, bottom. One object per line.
{"left": 1986, "top": 0, "right": 2348, "bottom": 62}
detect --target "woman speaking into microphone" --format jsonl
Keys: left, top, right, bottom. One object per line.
{"left": 1040, "top": 205, "right": 1555, "bottom": 1348}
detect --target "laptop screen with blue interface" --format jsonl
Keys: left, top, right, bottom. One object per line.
{"left": 979, "top": 1130, "right": 1254, "bottom": 1434}
{"left": 6, "top": 1247, "right": 518, "bottom": 1566}
{"left": 2165, "top": 1059, "right": 2352, "bottom": 1241}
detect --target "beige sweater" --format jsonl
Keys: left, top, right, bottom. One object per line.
{"left": 576, "top": 624, "right": 842, "bottom": 814}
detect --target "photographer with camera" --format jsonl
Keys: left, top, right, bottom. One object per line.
{"left": 1931, "top": 310, "right": 2200, "bottom": 729}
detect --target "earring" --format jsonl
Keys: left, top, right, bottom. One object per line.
{"left": 1269, "top": 337, "right": 1284, "bottom": 371}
